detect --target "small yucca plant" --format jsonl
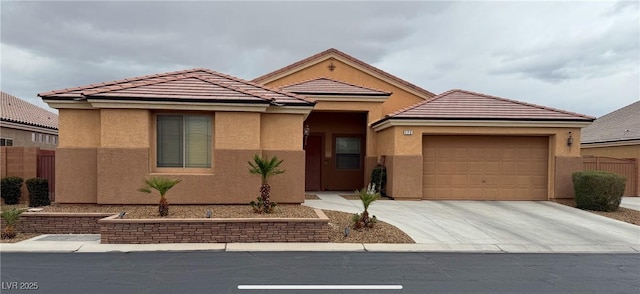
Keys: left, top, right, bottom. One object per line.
{"left": 248, "top": 154, "right": 284, "bottom": 213}
{"left": 138, "top": 177, "right": 182, "bottom": 217}
{"left": 352, "top": 183, "right": 380, "bottom": 229}
{"left": 1, "top": 208, "right": 27, "bottom": 239}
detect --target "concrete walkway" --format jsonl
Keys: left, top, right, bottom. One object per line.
{"left": 1, "top": 194, "right": 639, "bottom": 254}
{"left": 303, "top": 192, "right": 640, "bottom": 253}
{"left": 621, "top": 197, "right": 640, "bottom": 211}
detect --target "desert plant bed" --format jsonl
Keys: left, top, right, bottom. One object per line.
{"left": 22, "top": 204, "right": 319, "bottom": 219}
{"left": 0, "top": 204, "right": 415, "bottom": 244}
{"left": 553, "top": 199, "right": 640, "bottom": 226}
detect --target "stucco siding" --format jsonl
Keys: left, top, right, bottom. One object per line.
{"left": 59, "top": 109, "right": 101, "bottom": 148}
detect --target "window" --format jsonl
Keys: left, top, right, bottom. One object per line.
{"left": 38, "top": 134, "right": 43, "bottom": 143}
{"left": 0, "top": 138, "right": 13, "bottom": 146}
{"left": 32, "top": 133, "right": 36, "bottom": 142}
{"left": 53, "top": 136, "right": 57, "bottom": 145}
{"left": 46, "top": 135, "right": 51, "bottom": 144}
{"left": 335, "top": 137, "right": 361, "bottom": 169}
{"left": 157, "top": 115, "right": 211, "bottom": 168}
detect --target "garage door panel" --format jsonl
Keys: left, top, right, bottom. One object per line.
{"left": 423, "top": 135, "right": 548, "bottom": 200}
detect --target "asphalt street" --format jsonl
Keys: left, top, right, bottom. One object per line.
{"left": 1, "top": 252, "right": 639, "bottom": 293}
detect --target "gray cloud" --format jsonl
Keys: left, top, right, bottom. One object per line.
{"left": 1, "top": 1, "right": 637, "bottom": 117}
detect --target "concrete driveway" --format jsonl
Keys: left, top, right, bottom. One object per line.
{"left": 304, "top": 193, "right": 640, "bottom": 253}
{"left": 621, "top": 197, "right": 640, "bottom": 211}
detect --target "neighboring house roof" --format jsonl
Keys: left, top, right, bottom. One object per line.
{"left": 39, "top": 68, "right": 314, "bottom": 107}
{"left": 581, "top": 100, "right": 640, "bottom": 144}
{"left": 1, "top": 91, "right": 58, "bottom": 130}
{"left": 279, "top": 77, "right": 391, "bottom": 96}
{"left": 252, "top": 48, "right": 436, "bottom": 98}
{"left": 373, "top": 89, "right": 594, "bottom": 126}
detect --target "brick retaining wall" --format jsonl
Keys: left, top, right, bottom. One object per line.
{"left": 3, "top": 212, "right": 115, "bottom": 234}
{"left": 99, "top": 209, "right": 330, "bottom": 244}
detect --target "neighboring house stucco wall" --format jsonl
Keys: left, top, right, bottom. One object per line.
{"left": 581, "top": 144, "right": 640, "bottom": 159}
{"left": 0, "top": 126, "right": 58, "bottom": 150}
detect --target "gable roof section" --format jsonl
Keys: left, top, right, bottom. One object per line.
{"left": 39, "top": 68, "right": 314, "bottom": 107}
{"left": 373, "top": 89, "right": 594, "bottom": 127}
{"left": 252, "top": 48, "right": 436, "bottom": 99}
{"left": 279, "top": 77, "right": 391, "bottom": 96}
{"left": 1, "top": 91, "right": 58, "bottom": 130}
{"left": 581, "top": 100, "right": 640, "bottom": 144}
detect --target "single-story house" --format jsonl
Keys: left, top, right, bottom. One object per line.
{"left": 581, "top": 101, "right": 639, "bottom": 196}
{"left": 40, "top": 48, "right": 593, "bottom": 204}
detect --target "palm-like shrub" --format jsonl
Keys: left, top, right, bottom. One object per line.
{"left": 1, "top": 208, "right": 27, "bottom": 239}
{"left": 138, "top": 177, "right": 182, "bottom": 217}
{"left": 352, "top": 183, "right": 380, "bottom": 229}
{"left": 248, "top": 154, "right": 284, "bottom": 213}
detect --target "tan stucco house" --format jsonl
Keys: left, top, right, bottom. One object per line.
{"left": 40, "top": 48, "right": 594, "bottom": 204}
{"left": 581, "top": 101, "right": 639, "bottom": 196}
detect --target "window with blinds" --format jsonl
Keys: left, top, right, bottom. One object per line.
{"left": 157, "top": 115, "right": 211, "bottom": 168}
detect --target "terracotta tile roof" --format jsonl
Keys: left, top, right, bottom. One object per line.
{"left": 252, "top": 48, "right": 436, "bottom": 98}
{"left": 581, "top": 100, "right": 640, "bottom": 144}
{"left": 1, "top": 91, "right": 58, "bottom": 130}
{"left": 39, "top": 68, "right": 314, "bottom": 106}
{"left": 279, "top": 77, "right": 391, "bottom": 96}
{"left": 377, "top": 89, "right": 594, "bottom": 123}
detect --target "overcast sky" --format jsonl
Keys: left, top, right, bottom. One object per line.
{"left": 1, "top": 1, "right": 638, "bottom": 117}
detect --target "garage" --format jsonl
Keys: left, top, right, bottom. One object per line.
{"left": 423, "top": 135, "right": 549, "bottom": 200}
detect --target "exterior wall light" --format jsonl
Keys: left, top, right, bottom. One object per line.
{"left": 567, "top": 131, "right": 573, "bottom": 147}
{"left": 303, "top": 124, "right": 310, "bottom": 148}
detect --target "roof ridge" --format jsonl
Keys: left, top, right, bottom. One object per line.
{"left": 38, "top": 68, "right": 206, "bottom": 97}
{"left": 198, "top": 68, "right": 314, "bottom": 104}
{"left": 252, "top": 48, "right": 436, "bottom": 98}
{"left": 191, "top": 74, "right": 273, "bottom": 102}
{"left": 589, "top": 100, "right": 640, "bottom": 123}
{"left": 278, "top": 76, "right": 391, "bottom": 94}
{"left": 449, "top": 89, "right": 595, "bottom": 119}
{"left": 384, "top": 89, "right": 456, "bottom": 118}
{"left": 82, "top": 74, "right": 190, "bottom": 96}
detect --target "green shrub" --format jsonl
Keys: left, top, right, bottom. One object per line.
{"left": 352, "top": 184, "right": 380, "bottom": 229}
{"left": 138, "top": 177, "right": 182, "bottom": 217}
{"left": 1, "top": 176, "right": 23, "bottom": 205}
{"left": 572, "top": 171, "right": 626, "bottom": 212}
{"left": 26, "top": 177, "right": 50, "bottom": 207}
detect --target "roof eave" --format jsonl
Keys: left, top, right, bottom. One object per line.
{"left": 289, "top": 91, "right": 391, "bottom": 97}
{"left": 581, "top": 138, "right": 640, "bottom": 147}
{"left": 0, "top": 118, "right": 59, "bottom": 131}
{"left": 371, "top": 117, "right": 594, "bottom": 131}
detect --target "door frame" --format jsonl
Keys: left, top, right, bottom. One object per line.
{"left": 304, "top": 133, "right": 324, "bottom": 191}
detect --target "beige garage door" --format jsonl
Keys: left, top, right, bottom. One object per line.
{"left": 423, "top": 135, "right": 548, "bottom": 200}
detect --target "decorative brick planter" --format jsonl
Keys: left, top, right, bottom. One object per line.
{"left": 99, "top": 209, "right": 330, "bottom": 244}
{"left": 3, "top": 212, "right": 115, "bottom": 234}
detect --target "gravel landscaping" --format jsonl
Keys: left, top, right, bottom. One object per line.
{"left": 0, "top": 203, "right": 415, "bottom": 244}
{"left": 553, "top": 199, "right": 640, "bottom": 226}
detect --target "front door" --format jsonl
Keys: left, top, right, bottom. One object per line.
{"left": 305, "top": 135, "right": 323, "bottom": 191}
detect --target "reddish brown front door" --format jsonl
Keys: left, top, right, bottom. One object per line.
{"left": 305, "top": 135, "right": 323, "bottom": 191}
